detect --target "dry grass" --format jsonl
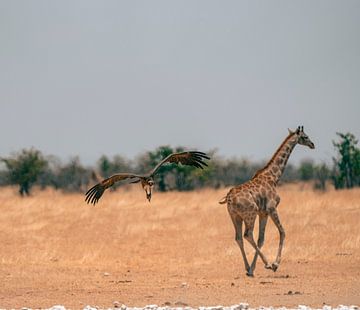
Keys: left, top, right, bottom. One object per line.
{"left": 0, "top": 184, "right": 359, "bottom": 308}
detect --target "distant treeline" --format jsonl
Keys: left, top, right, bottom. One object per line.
{"left": 1, "top": 133, "right": 359, "bottom": 195}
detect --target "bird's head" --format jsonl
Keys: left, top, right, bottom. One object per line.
{"left": 141, "top": 178, "right": 154, "bottom": 202}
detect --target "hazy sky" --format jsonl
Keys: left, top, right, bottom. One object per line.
{"left": 1, "top": 1, "right": 359, "bottom": 166}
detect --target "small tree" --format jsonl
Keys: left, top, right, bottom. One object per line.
{"left": 1, "top": 148, "right": 48, "bottom": 195}
{"left": 98, "top": 155, "right": 112, "bottom": 178}
{"left": 314, "top": 163, "right": 330, "bottom": 191}
{"left": 54, "top": 157, "right": 91, "bottom": 192}
{"left": 37, "top": 155, "right": 62, "bottom": 190}
{"left": 282, "top": 163, "right": 299, "bottom": 183}
{"left": 298, "top": 159, "right": 315, "bottom": 181}
{"left": 332, "top": 132, "right": 360, "bottom": 189}
{"left": 213, "top": 157, "right": 257, "bottom": 187}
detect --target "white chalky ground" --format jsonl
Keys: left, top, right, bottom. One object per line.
{"left": 14, "top": 304, "right": 359, "bottom": 310}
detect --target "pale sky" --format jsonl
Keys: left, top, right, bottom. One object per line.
{"left": 1, "top": 1, "right": 359, "bottom": 165}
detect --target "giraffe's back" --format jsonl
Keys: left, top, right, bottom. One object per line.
{"left": 224, "top": 177, "right": 278, "bottom": 218}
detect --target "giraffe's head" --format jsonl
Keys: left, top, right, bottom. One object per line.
{"left": 293, "top": 126, "right": 315, "bottom": 149}
{"left": 141, "top": 177, "right": 154, "bottom": 202}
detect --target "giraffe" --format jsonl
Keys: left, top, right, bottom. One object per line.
{"left": 219, "top": 126, "right": 315, "bottom": 276}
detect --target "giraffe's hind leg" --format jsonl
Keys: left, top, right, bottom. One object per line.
{"left": 229, "top": 214, "right": 251, "bottom": 274}
{"left": 243, "top": 215, "right": 272, "bottom": 271}
{"left": 247, "top": 215, "right": 268, "bottom": 276}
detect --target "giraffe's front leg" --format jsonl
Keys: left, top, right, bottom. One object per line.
{"left": 247, "top": 215, "right": 268, "bottom": 276}
{"left": 269, "top": 208, "right": 285, "bottom": 272}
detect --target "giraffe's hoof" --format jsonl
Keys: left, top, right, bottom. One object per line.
{"left": 246, "top": 270, "right": 254, "bottom": 277}
{"left": 272, "top": 263, "right": 279, "bottom": 272}
{"left": 265, "top": 263, "right": 273, "bottom": 270}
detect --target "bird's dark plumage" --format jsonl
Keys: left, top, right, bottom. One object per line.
{"left": 85, "top": 151, "right": 210, "bottom": 205}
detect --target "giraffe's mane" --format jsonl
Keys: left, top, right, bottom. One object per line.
{"left": 252, "top": 131, "right": 296, "bottom": 178}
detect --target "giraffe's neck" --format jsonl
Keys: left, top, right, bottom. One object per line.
{"left": 254, "top": 133, "right": 298, "bottom": 184}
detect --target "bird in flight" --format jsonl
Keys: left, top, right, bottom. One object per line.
{"left": 85, "top": 151, "right": 210, "bottom": 205}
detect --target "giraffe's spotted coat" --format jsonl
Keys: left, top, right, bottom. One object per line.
{"left": 222, "top": 126, "right": 315, "bottom": 276}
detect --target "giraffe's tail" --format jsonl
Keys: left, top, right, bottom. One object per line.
{"left": 218, "top": 196, "right": 228, "bottom": 204}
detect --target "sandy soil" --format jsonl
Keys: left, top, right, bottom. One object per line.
{"left": 0, "top": 185, "right": 359, "bottom": 309}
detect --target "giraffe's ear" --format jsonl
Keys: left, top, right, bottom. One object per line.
{"left": 288, "top": 128, "right": 294, "bottom": 135}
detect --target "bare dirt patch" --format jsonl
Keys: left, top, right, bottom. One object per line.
{"left": 0, "top": 185, "right": 359, "bottom": 309}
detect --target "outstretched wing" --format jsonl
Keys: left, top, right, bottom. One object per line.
{"left": 150, "top": 151, "right": 210, "bottom": 176}
{"left": 85, "top": 173, "right": 142, "bottom": 205}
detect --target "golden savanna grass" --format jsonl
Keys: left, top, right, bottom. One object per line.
{"left": 0, "top": 184, "right": 359, "bottom": 308}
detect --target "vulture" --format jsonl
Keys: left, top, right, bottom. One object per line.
{"left": 85, "top": 151, "right": 210, "bottom": 205}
